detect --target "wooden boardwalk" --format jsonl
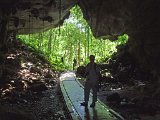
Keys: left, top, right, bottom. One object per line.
{"left": 60, "top": 71, "right": 125, "bottom": 120}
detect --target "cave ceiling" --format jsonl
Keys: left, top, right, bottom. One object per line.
{"left": 0, "top": 0, "right": 160, "bottom": 39}
{"left": 0, "top": 0, "right": 77, "bottom": 34}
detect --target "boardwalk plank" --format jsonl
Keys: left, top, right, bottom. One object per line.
{"left": 60, "top": 72, "right": 125, "bottom": 120}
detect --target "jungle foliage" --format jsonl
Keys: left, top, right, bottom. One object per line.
{"left": 17, "top": 6, "right": 128, "bottom": 70}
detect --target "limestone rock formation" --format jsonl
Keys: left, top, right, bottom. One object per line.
{"left": 0, "top": 0, "right": 77, "bottom": 34}
{"left": 78, "top": 0, "right": 160, "bottom": 80}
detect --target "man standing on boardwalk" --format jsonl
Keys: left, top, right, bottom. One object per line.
{"left": 81, "top": 55, "right": 100, "bottom": 107}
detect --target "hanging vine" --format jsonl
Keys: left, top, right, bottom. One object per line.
{"left": 58, "top": 0, "right": 62, "bottom": 35}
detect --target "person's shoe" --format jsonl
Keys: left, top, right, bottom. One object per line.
{"left": 90, "top": 102, "right": 95, "bottom": 107}
{"left": 80, "top": 102, "right": 88, "bottom": 107}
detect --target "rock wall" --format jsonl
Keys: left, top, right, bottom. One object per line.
{"left": 78, "top": 0, "right": 160, "bottom": 80}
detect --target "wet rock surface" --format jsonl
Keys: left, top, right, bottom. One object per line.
{"left": 0, "top": 40, "right": 69, "bottom": 120}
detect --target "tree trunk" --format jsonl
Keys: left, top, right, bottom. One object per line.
{"left": 78, "top": 41, "right": 81, "bottom": 66}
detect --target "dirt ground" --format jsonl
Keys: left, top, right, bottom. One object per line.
{"left": 0, "top": 40, "right": 69, "bottom": 120}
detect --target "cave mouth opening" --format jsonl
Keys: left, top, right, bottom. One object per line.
{"left": 17, "top": 5, "right": 128, "bottom": 70}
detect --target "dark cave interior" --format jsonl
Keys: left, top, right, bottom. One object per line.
{"left": 0, "top": 0, "right": 160, "bottom": 120}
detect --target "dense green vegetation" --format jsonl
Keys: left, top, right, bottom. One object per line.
{"left": 17, "top": 6, "right": 128, "bottom": 70}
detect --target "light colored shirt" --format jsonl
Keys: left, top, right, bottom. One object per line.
{"left": 85, "top": 63, "right": 100, "bottom": 84}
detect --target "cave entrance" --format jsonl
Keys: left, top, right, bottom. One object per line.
{"left": 17, "top": 5, "right": 128, "bottom": 70}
